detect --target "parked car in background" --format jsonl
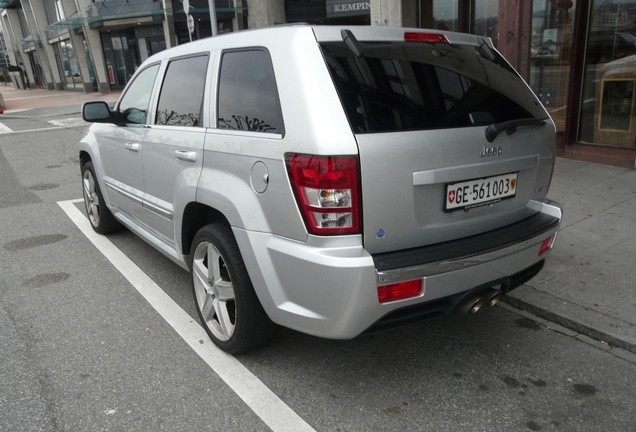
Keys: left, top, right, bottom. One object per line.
{"left": 79, "top": 25, "right": 562, "bottom": 354}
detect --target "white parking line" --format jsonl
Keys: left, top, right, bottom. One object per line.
{"left": 0, "top": 124, "right": 86, "bottom": 135}
{"left": 0, "top": 122, "right": 13, "bottom": 134}
{"left": 48, "top": 118, "right": 85, "bottom": 127}
{"left": 58, "top": 199, "right": 315, "bottom": 432}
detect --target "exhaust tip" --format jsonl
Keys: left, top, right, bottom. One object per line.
{"left": 486, "top": 290, "right": 504, "bottom": 307}
{"left": 461, "top": 297, "right": 486, "bottom": 314}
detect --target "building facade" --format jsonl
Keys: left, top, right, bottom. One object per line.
{"left": 0, "top": 0, "right": 634, "bottom": 166}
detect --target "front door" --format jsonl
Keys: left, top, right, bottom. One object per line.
{"left": 99, "top": 64, "right": 160, "bottom": 221}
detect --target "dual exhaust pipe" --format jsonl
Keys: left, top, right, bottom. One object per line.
{"left": 460, "top": 288, "right": 504, "bottom": 314}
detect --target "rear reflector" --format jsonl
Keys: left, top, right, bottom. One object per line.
{"left": 378, "top": 280, "right": 422, "bottom": 303}
{"left": 539, "top": 234, "right": 557, "bottom": 256}
{"left": 404, "top": 32, "right": 450, "bottom": 44}
{"left": 285, "top": 154, "right": 361, "bottom": 235}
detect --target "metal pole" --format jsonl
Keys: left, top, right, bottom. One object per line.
{"left": 208, "top": 0, "right": 217, "bottom": 36}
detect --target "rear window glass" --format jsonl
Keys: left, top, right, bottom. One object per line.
{"left": 320, "top": 41, "right": 547, "bottom": 134}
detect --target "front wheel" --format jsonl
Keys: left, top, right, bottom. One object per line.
{"left": 81, "top": 161, "right": 121, "bottom": 234}
{"left": 190, "top": 223, "right": 274, "bottom": 354}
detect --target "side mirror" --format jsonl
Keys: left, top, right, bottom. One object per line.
{"left": 82, "top": 101, "right": 114, "bottom": 123}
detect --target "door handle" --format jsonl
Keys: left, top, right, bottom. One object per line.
{"left": 175, "top": 149, "right": 197, "bottom": 162}
{"left": 125, "top": 142, "right": 141, "bottom": 152}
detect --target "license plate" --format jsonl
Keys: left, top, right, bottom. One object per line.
{"left": 445, "top": 172, "right": 517, "bottom": 211}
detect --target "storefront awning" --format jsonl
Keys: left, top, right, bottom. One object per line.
{"left": 0, "top": 0, "right": 19, "bottom": 10}
{"left": 20, "top": 34, "right": 41, "bottom": 52}
{"left": 46, "top": 0, "right": 167, "bottom": 31}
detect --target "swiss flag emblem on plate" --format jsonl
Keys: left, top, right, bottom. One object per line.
{"left": 448, "top": 189, "right": 456, "bottom": 203}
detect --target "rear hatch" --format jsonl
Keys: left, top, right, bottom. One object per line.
{"left": 317, "top": 28, "right": 555, "bottom": 255}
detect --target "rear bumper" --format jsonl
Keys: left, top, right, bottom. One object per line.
{"left": 234, "top": 200, "right": 562, "bottom": 339}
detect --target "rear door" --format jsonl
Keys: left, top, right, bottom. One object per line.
{"left": 320, "top": 33, "right": 555, "bottom": 255}
{"left": 140, "top": 54, "right": 210, "bottom": 245}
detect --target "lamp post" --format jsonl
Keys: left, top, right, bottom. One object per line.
{"left": 208, "top": 0, "right": 217, "bottom": 36}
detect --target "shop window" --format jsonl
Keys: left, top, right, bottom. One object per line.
{"left": 432, "top": 0, "right": 458, "bottom": 31}
{"left": 472, "top": 1, "right": 498, "bottom": 48}
{"left": 528, "top": 0, "right": 577, "bottom": 132}
{"left": 578, "top": 0, "right": 636, "bottom": 148}
{"left": 217, "top": 49, "right": 284, "bottom": 135}
{"left": 155, "top": 55, "right": 209, "bottom": 127}
{"left": 118, "top": 64, "right": 160, "bottom": 125}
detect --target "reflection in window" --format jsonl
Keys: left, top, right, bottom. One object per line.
{"left": 156, "top": 55, "right": 208, "bottom": 127}
{"left": 118, "top": 64, "right": 160, "bottom": 125}
{"left": 472, "top": 1, "right": 499, "bottom": 48}
{"left": 579, "top": 0, "right": 636, "bottom": 147}
{"left": 321, "top": 42, "right": 544, "bottom": 134}
{"left": 217, "top": 50, "right": 284, "bottom": 134}
{"left": 432, "top": 0, "right": 458, "bottom": 31}
{"left": 529, "top": 0, "right": 576, "bottom": 132}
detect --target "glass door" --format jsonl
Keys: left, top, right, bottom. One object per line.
{"left": 528, "top": 0, "right": 577, "bottom": 133}
{"left": 578, "top": 0, "right": 636, "bottom": 148}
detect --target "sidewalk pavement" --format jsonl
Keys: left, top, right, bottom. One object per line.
{"left": 503, "top": 159, "right": 636, "bottom": 356}
{"left": 0, "top": 84, "right": 120, "bottom": 118}
{"left": 2, "top": 85, "right": 635, "bottom": 356}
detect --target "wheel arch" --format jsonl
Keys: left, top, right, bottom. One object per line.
{"left": 181, "top": 202, "right": 231, "bottom": 257}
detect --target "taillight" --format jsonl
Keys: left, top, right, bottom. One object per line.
{"left": 539, "top": 234, "right": 557, "bottom": 256}
{"left": 404, "top": 32, "right": 450, "bottom": 44}
{"left": 285, "top": 154, "right": 361, "bottom": 235}
{"left": 378, "top": 280, "right": 423, "bottom": 303}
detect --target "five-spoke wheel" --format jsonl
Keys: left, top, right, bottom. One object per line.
{"left": 190, "top": 223, "right": 274, "bottom": 354}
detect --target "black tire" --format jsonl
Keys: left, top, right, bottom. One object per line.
{"left": 81, "top": 161, "right": 122, "bottom": 234}
{"left": 190, "top": 223, "right": 275, "bottom": 354}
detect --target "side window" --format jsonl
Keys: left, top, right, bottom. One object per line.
{"left": 155, "top": 55, "right": 208, "bottom": 127}
{"left": 118, "top": 64, "right": 160, "bottom": 125}
{"left": 217, "top": 49, "right": 284, "bottom": 135}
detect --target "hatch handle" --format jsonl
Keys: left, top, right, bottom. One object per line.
{"left": 485, "top": 118, "right": 546, "bottom": 143}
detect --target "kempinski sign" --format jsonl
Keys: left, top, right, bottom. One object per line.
{"left": 326, "top": 0, "right": 370, "bottom": 17}
{"left": 285, "top": 0, "right": 370, "bottom": 21}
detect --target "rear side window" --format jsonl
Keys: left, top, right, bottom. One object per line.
{"left": 217, "top": 49, "right": 284, "bottom": 135}
{"left": 155, "top": 55, "right": 208, "bottom": 127}
{"left": 320, "top": 42, "right": 547, "bottom": 134}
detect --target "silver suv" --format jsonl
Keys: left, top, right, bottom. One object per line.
{"left": 80, "top": 25, "right": 562, "bottom": 354}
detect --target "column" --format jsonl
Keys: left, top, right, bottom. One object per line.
{"left": 161, "top": 0, "right": 176, "bottom": 48}
{"left": 246, "top": 0, "right": 285, "bottom": 29}
{"left": 26, "top": 0, "right": 61, "bottom": 90}
{"left": 496, "top": 0, "right": 532, "bottom": 80}
{"left": 64, "top": 0, "right": 109, "bottom": 93}
{"left": 18, "top": 0, "right": 37, "bottom": 88}
{"left": 3, "top": 8, "right": 28, "bottom": 88}
{"left": 1, "top": 11, "right": 22, "bottom": 66}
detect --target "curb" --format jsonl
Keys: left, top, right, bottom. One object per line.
{"left": 502, "top": 285, "right": 636, "bottom": 355}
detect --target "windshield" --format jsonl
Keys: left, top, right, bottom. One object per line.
{"left": 320, "top": 41, "right": 547, "bottom": 134}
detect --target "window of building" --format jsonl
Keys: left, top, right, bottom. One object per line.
{"left": 59, "top": 40, "right": 81, "bottom": 89}
{"left": 217, "top": 49, "right": 284, "bottom": 134}
{"left": 155, "top": 55, "right": 209, "bottom": 127}
{"left": 578, "top": 0, "right": 636, "bottom": 148}
{"left": 473, "top": 0, "right": 499, "bottom": 48}
{"left": 528, "top": 0, "right": 577, "bottom": 132}
{"left": 118, "top": 64, "right": 160, "bottom": 125}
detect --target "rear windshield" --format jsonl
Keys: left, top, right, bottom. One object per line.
{"left": 320, "top": 41, "right": 547, "bottom": 134}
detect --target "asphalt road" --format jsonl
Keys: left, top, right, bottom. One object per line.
{"left": 1, "top": 116, "right": 635, "bottom": 432}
